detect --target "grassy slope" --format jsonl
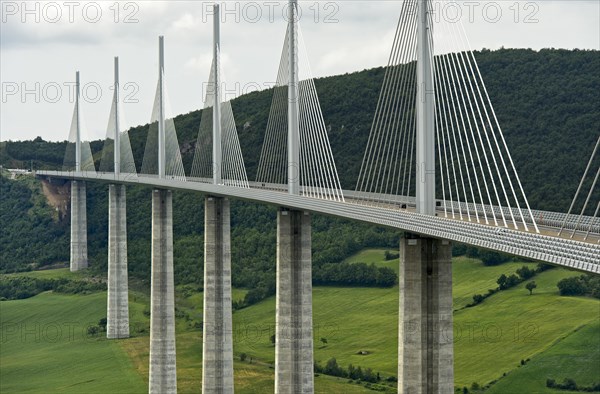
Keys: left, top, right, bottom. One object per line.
{"left": 1, "top": 250, "right": 598, "bottom": 393}
{"left": 343, "top": 248, "right": 400, "bottom": 274}
{"left": 5, "top": 268, "right": 79, "bottom": 279}
{"left": 343, "top": 248, "right": 537, "bottom": 310}
{"left": 0, "top": 292, "right": 147, "bottom": 393}
{"left": 121, "top": 332, "right": 374, "bottom": 393}
{"left": 234, "top": 286, "right": 397, "bottom": 373}
{"left": 233, "top": 250, "right": 600, "bottom": 390}
{"left": 486, "top": 321, "right": 600, "bottom": 394}
{"left": 0, "top": 274, "right": 374, "bottom": 393}
{"left": 453, "top": 267, "right": 599, "bottom": 387}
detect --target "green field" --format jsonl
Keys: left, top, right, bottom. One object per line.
{"left": 487, "top": 321, "right": 600, "bottom": 394}
{"left": 453, "top": 266, "right": 600, "bottom": 388}
{"left": 0, "top": 292, "right": 147, "bottom": 393}
{"left": 5, "top": 268, "right": 81, "bottom": 280}
{"left": 1, "top": 249, "right": 598, "bottom": 393}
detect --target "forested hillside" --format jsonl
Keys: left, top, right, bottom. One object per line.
{"left": 1, "top": 48, "right": 598, "bottom": 291}
{"left": 0, "top": 173, "right": 398, "bottom": 300}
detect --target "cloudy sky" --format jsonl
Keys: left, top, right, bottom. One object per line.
{"left": 1, "top": 0, "right": 599, "bottom": 142}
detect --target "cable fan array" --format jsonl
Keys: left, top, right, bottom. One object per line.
{"left": 356, "top": 0, "right": 538, "bottom": 232}
{"left": 63, "top": 88, "right": 95, "bottom": 173}
{"left": 559, "top": 136, "right": 600, "bottom": 241}
{"left": 99, "top": 76, "right": 137, "bottom": 176}
{"left": 190, "top": 60, "right": 249, "bottom": 188}
{"left": 256, "top": 24, "right": 344, "bottom": 202}
{"left": 140, "top": 76, "right": 186, "bottom": 181}
{"left": 355, "top": 0, "right": 417, "bottom": 204}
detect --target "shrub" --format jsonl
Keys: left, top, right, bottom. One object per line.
{"left": 244, "top": 287, "right": 269, "bottom": 306}
{"left": 505, "top": 274, "right": 521, "bottom": 288}
{"left": 384, "top": 251, "right": 399, "bottom": 260}
{"left": 0, "top": 276, "right": 105, "bottom": 300}
{"left": 313, "top": 262, "right": 397, "bottom": 287}
{"left": 465, "top": 247, "right": 479, "bottom": 258}
{"left": 480, "top": 250, "right": 511, "bottom": 266}
{"left": 497, "top": 274, "right": 508, "bottom": 290}
{"left": 516, "top": 266, "right": 535, "bottom": 280}
{"left": 87, "top": 326, "right": 99, "bottom": 336}
{"left": 452, "top": 243, "right": 468, "bottom": 257}
{"left": 557, "top": 277, "right": 587, "bottom": 296}
{"left": 561, "top": 378, "right": 577, "bottom": 391}
{"left": 536, "top": 263, "right": 554, "bottom": 272}
{"left": 545, "top": 377, "right": 600, "bottom": 391}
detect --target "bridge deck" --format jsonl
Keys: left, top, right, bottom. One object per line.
{"left": 36, "top": 171, "right": 600, "bottom": 274}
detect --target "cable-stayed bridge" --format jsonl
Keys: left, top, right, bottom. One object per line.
{"left": 35, "top": 1, "right": 599, "bottom": 393}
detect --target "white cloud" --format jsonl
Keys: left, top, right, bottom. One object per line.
{"left": 1, "top": 0, "right": 598, "bottom": 142}
{"left": 185, "top": 55, "right": 211, "bottom": 71}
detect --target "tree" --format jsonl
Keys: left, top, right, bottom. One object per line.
{"left": 384, "top": 250, "right": 399, "bottom": 260}
{"left": 98, "top": 317, "right": 107, "bottom": 331}
{"left": 557, "top": 277, "right": 587, "bottom": 296}
{"left": 505, "top": 274, "right": 521, "bottom": 288}
{"left": 561, "top": 378, "right": 577, "bottom": 391}
{"left": 452, "top": 243, "right": 467, "bottom": 256}
{"left": 324, "top": 357, "right": 343, "bottom": 377}
{"left": 472, "top": 294, "right": 485, "bottom": 305}
{"left": 466, "top": 247, "right": 479, "bottom": 258}
{"left": 348, "top": 364, "right": 357, "bottom": 379}
{"left": 480, "top": 250, "right": 510, "bottom": 266}
{"left": 356, "top": 366, "right": 363, "bottom": 380}
{"left": 363, "top": 367, "right": 375, "bottom": 382}
{"left": 516, "top": 266, "right": 535, "bottom": 280}
{"left": 244, "top": 287, "right": 267, "bottom": 306}
{"left": 497, "top": 274, "right": 507, "bottom": 290}
{"left": 526, "top": 281, "right": 537, "bottom": 295}
{"left": 320, "top": 337, "right": 328, "bottom": 345}
{"left": 270, "top": 334, "right": 276, "bottom": 345}
{"left": 87, "top": 326, "right": 99, "bottom": 336}
{"left": 376, "top": 267, "right": 397, "bottom": 287}
{"left": 536, "top": 263, "right": 554, "bottom": 273}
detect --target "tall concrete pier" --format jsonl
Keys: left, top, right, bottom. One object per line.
{"left": 107, "top": 184, "right": 129, "bottom": 339}
{"left": 70, "top": 180, "right": 88, "bottom": 271}
{"left": 149, "top": 189, "right": 177, "bottom": 394}
{"left": 69, "top": 70, "right": 88, "bottom": 272}
{"left": 202, "top": 196, "right": 234, "bottom": 393}
{"left": 398, "top": 234, "right": 453, "bottom": 394}
{"left": 275, "top": 209, "right": 313, "bottom": 394}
